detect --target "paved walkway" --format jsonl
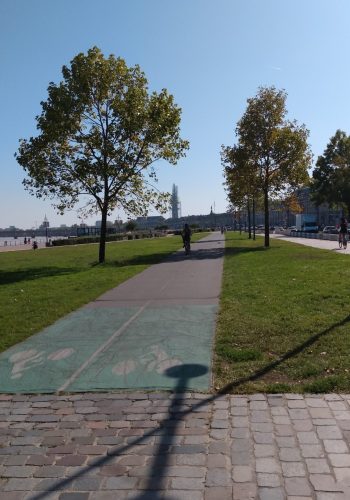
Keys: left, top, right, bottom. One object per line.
{"left": 3, "top": 231, "right": 350, "bottom": 498}
{"left": 0, "top": 233, "right": 224, "bottom": 394}
{"left": 270, "top": 233, "right": 350, "bottom": 253}
{"left": 1, "top": 392, "right": 350, "bottom": 499}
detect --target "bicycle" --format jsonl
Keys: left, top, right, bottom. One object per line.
{"left": 184, "top": 238, "right": 191, "bottom": 255}
{"left": 339, "top": 232, "right": 348, "bottom": 249}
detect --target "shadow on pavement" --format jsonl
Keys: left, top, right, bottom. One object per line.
{"left": 28, "top": 313, "right": 350, "bottom": 499}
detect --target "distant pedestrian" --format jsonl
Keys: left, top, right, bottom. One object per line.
{"left": 32, "top": 241, "right": 38, "bottom": 250}
{"left": 24, "top": 237, "right": 27, "bottom": 244}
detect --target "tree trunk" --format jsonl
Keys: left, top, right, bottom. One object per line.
{"left": 264, "top": 187, "right": 270, "bottom": 247}
{"left": 99, "top": 205, "right": 108, "bottom": 263}
{"left": 247, "top": 199, "right": 251, "bottom": 239}
{"left": 253, "top": 196, "right": 256, "bottom": 241}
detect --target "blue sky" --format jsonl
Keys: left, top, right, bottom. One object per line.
{"left": 1, "top": 0, "right": 350, "bottom": 229}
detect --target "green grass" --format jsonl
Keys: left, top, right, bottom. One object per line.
{"left": 0, "top": 233, "right": 207, "bottom": 353}
{"left": 214, "top": 232, "right": 350, "bottom": 393}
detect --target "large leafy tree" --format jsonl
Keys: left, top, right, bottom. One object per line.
{"left": 311, "top": 130, "right": 350, "bottom": 217}
{"left": 16, "top": 47, "right": 189, "bottom": 262}
{"left": 236, "top": 86, "right": 312, "bottom": 246}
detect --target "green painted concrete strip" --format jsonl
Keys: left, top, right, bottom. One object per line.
{"left": 68, "top": 305, "right": 216, "bottom": 392}
{"left": 0, "top": 305, "right": 216, "bottom": 394}
{"left": 0, "top": 308, "right": 138, "bottom": 393}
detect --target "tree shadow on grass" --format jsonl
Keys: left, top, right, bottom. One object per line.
{"left": 0, "top": 267, "right": 83, "bottom": 286}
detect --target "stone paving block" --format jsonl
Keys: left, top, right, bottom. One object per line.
{"left": 317, "top": 426, "right": 343, "bottom": 440}
{"left": 1, "top": 466, "right": 36, "bottom": 478}
{"left": 289, "top": 409, "right": 310, "bottom": 419}
{"left": 206, "top": 454, "right": 226, "bottom": 468}
{"left": 333, "top": 466, "right": 350, "bottom": 482}
{"left": 313, "top": 418, "right": 337, "bottom": 426}
{"left": 255, "top": 457, "right": 281, "bottom": 474}
{"left": 305, "top": 398, "right": 328, "bottom": 408}
{"left": 253, "top": 432, "right": 274, "bottom": 444}
{"left": 275, "top": 424, "right": 294, "bottom": 436}
{"left": 232, "top": 465, "right": 253, "bottom": 482}
{"left": 232, "top": 482, "right": 257, "bottom": 499}
{"left": 297, "top": 431, "right": 319, "bottom": 444}
{"left": 329, "top": 453, "right": 350, "bottom": 467}
{"left": 282, "top": 461, "right": 306, "bottom": 477}
{"left": 306, "top": 458, "right": 331, "bottom": 473}
{"left": 231, "top": 428, "right": 250, "bottom": 439}
{"left": 231, "top": 450, "right": 251, "bottom": 465}
{"left": 316, "top": 493, "right": 346, "bottom": 500}
{"left": 258, "top": 487, "right": 285, "bottom": 500}
{"left": 293, "top": 419, "right": 314, "bottom": 432}
{"left": 0, "top": 493, "right": 27, "bottom": 500}
{"left": 309, "top": 474, "right": 344, "bottom": 491}
{"left": 276, "top": 436, "right": 297, "bottom": 448}
{"left": 33, "top": 466, "right": 67, "bottom": 478}
{"left": 300, "top": 444, "right": 325, "bottom": 458}
{"left": 70, "top": 477, "right": 102, "bottom": 491}
{"left": 103, "top": 476, "right": 141, "bottom": 491}
{"left": 324, "top": 439, "right": 349, "bottom": 453}
{"left": 206, "top": 468, "right": 231, "bottom": 487}
{"left": 170, "top": 477, "right": 204, "bottom": 489}
{"left": 285, "top": 477, "right": 312, "bottom": 496}
{"left": 279, "top": 447, "right": 302, "bottom": 461}
{"left": 254, "top": 444, "right": 275, "bottom": 457}
{"left": 3, "top": 478, "right": 40, "bottom": 491}
{"left": 204, "top": 486, "right": 233, "bottom": 500}
{"left": 256, "top": 472, "right": 281, "bottom": 487}
{"left": 309, "top": 408, "right": 333, "bottom": 419}
{"left": 288, "top": 400, "right": 307, "bottom": 408}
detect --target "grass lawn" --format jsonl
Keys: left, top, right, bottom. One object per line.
{"left": 0, "top": 233, "right": 207, "bottom": 353}
{"left": 214, "top": 232, "right": 350, "bottom": 393}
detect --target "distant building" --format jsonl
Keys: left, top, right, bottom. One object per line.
{"left": 39, "top": 215, "right": 49, "bottom": 229}
{"left": 135, "top": 216, "right": 165, "bottom": 229}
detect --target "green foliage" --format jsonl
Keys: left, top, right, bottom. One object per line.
{"left": 223, "top": 86, "right": 312, "bottom": 247}
{"left": 311, "top": 129, "right": 350, "bottom": 217}
{"left": 16, "top": 47, "right": 189, "bottom": 263}
{"left": 125, "top": 221, "right": 137, "bottom": 232}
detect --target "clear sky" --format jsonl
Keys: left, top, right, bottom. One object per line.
{"left": 1, "top": 0, "right": 350, "bottom": 229}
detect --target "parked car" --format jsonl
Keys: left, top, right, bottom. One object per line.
{"left": 323, "top": 226, "right": 338, "bottom": 234}
{"left": 288, "top": 226, "right": 297, "bottom": 232}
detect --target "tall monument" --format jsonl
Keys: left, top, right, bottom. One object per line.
{"left": 170, "top": 184, "right": 180, "bottom": 219}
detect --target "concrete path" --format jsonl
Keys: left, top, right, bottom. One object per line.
{"left": 270, "top": 233, "right": 350, "bottom": 253}
{"left": 1, "top": 392, "right": 350, "bottom": 499}
{"left": 0, "top": 233, "right": 224, "bottom": 394}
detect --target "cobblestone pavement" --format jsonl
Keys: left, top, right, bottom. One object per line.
{"left": 2, "top": 393, "right": 350, "bottom": 499}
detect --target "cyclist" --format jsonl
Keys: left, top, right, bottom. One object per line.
{"left": 182, "top": 223, "right": 192, "bottom": 254}
{"left": 338, "top": 217, "right": 348, "bottom": 248}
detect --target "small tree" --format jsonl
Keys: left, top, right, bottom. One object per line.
{"left": 236, "top": 86, "right": 312, "bottom": 247}
{"left": 222, "top": 144, "right": 261, "bottom": 240}
{"left": 16, "top": 47, "right": 189, "bottom": 262}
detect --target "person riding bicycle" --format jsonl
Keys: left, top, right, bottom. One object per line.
{"left": 182, "top": 223, "right": 192, "bottom": 251}
{"left": 338, "top": 217, "right": 348, "bottom": 247}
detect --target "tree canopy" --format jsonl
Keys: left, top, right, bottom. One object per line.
{"left": 223, "top": 86, "right": 312, "bottom": 246}
{"left": 16, "top": 47, "right": 189, "bottom": 262}
{"left": 311, "top": 129, "right": 350, "bottom": 217}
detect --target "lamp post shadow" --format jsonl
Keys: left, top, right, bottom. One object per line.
{"left": 132, "top": 363, "right": 208, "bottom": 499}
